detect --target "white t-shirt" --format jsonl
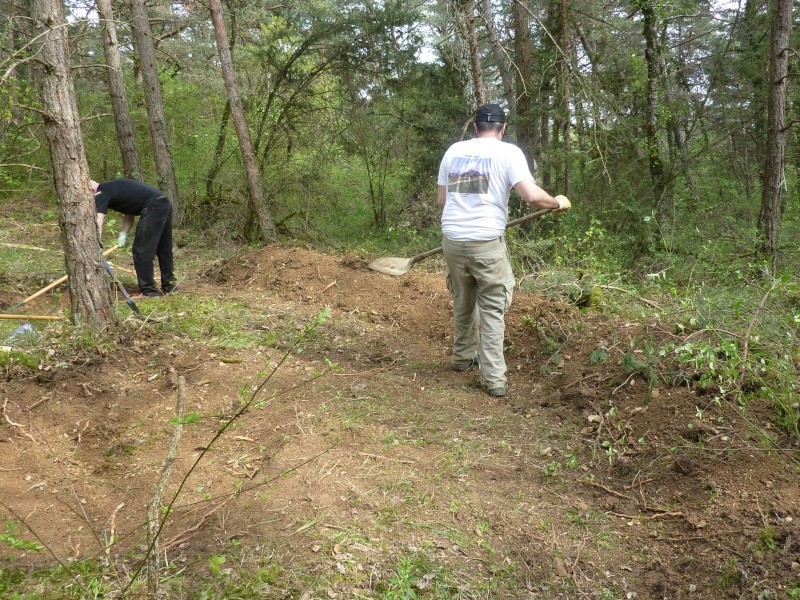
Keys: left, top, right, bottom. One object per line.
{"left": 438, "top": 137, "right": 534, "bottom": 241}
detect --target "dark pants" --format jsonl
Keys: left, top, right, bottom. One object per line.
{"left": 132, "top": 197, "right": 174, "bottom": 294}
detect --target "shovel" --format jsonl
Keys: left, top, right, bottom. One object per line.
{"left": 8, "top": 245, "right": 119, "bottom": 312}
{"left": 368, "top": 208, "right": 552, "bottom": 276}
{"left": 102, "top": 258, "right": 143, "bottom": 318}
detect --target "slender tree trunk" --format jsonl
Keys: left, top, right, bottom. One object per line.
{"left": 205, "top": 99, "right": 231, "bottom": 201}
{"left": 462, "top": 0, "right": 484, "bottom": 106}
{"left": 205, "top": 0, "right": 235, "bottom": 202}
{"left": 31, "top": 0, "right": 115, "bottom": 327}
{"left": 96, "top": 0, "right": 143, "bottom": 180}
{"left": 479, "top": 0, "right": 514, "bottom": 111}
{"left": 451, "top": 0, "right": 481, "bottom": 111}
{"left": 758, "top": 0, "right": 792, "bottom": 267}
{"left": 556, "top": 0, "right": 571, "bottom": 196}
{"left": 513, "top": 0, "right": 535, "bottom": 166}
{"left": 540, "top": 104, "right": 551, "bottom": 189}
{"left": 641, "top": 0, "right": 668, "bottom": 226}
{"left": 209, "top": 0, "right": 276, "bottom": 242}
{"left": 127, "top": 0, "right": 180, "bottom": 220}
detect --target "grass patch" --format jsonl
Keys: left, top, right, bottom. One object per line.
{"left": 146, "top": 294, "right": 277, "bottom": 350}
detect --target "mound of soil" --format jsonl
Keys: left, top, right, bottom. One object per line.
{"left": 2, "top": 244, "right": 798, "bottom": 598}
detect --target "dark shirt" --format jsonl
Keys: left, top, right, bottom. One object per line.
{"left": 94, "top": 178, "right": 166, "bottom": 216}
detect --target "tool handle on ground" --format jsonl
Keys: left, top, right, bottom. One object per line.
{"left": 410, "top": 209, "right": 552, "bottom": 266}
{"left": 0, "top": 313, "right": 66, "bottom": 321}
{"left": 11, "top": 245, "right": 120, "bottom": 310}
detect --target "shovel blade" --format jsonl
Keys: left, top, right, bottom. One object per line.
{"left": 367, "top": 257, "right": 415, "bottom": 276}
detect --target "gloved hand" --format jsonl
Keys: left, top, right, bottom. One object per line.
{"left": 117, "top": 231, "right": 129, "bottom": 248}
{"left": 554, "top": 195, "right": 571, "bottom": 214}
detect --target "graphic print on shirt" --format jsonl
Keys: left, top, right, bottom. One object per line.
{"left": 448, "top": 156, "right": 490, "bottom": 195}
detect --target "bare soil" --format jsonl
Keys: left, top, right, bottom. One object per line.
{"left": 1, "top": 243, "right": 799, "bottom": 599}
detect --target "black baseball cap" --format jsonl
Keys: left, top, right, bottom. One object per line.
{"left": 475, "top": 103, "right": 506, "bottom": 123}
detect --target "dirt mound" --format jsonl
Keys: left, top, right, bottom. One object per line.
{"left": 2, "top": 244, "right": 798, "bottom": 598}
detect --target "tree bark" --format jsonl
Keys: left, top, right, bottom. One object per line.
{"left": 205, "top": 99, "right": 231, "bottom": 201}
{"left": 451, "top": 0, "right": 481, "bottom": 111}
{"left": 461, "top": 0, "right": 485, "bottom": 106}
{"left": 758, "top": 0, "right": 792, "bottom": 266}
{"left": 30, "top": 0, "right": 115, "bottom": 327}
{"left": 209, "top": 0, "right": 277, "bottom": 242}
{"left": 127, "top": 0, "right": 180, "bottom": 220}
{"left": 96, "top": 0, "right": 143, "bottom": 181}
{"left": 641, "top": 0, "right": 669, "bottom": 226}
{"left": 479, "top": 0, "right": 514, "bottom": 111}
{"left": 513, "top": 0, "right": 535, "bottom": 166}
{"left": 556, "top": 0, "right": 571, "bottom": 196}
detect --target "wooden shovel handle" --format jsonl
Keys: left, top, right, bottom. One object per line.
{"left": 411, "top": 208, "right": 552, "bottom": 266}
{"left": 15, "top": 245, "right": 119, "bottom": 308}
{"left": 0, "top": 313, "right": 66, "bottom": 321}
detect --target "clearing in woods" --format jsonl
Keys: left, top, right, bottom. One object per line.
{"left": 1, "top": 228, "right": 798, "bottom": 598}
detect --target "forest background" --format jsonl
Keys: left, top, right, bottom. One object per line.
{"left": 0, "top": 0, "right": 799, "bottom": 597}
{"left": 2, "top": 0, "right": 798, "bottom": 399}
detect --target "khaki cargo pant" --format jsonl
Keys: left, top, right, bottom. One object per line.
{"left": 442, "top": 235, "right": 515, "bottom": 390}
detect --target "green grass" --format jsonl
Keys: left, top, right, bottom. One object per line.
{"left": 144, "top": 294, "right": 283, "bottom": 350}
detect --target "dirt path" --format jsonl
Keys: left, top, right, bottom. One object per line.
{"left": 1, "top": 244, "right": 798, "bottom": 598}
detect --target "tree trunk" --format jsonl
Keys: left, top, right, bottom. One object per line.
{"left": 451, "top": 0, "right": 482, "bottom": 111}
{"left": 513, "top": 0, "right": 535, "bottom": 166}
{"left": 462, "top": 0, "right": 484, "bottom": 106}
{"left": 641, "top": 0, "right": 668, "bottom": 226}
{"left": 209, "top": 0, "right": 277, "bottom": 243}
{"left": 479, "top": 0, "right": 514, "bottom": 111}
{"left": 556, "top": 0, "right": 571, "bottom": 196}
{"left": 205, "top": 99, "right": 231, "bottom": 201}
{"left": 758, "top": 0, "right": 792, "bottom": 267}
{"left": 127, "top": 0, "right": 180, "bottom": 220}
{"left": 31, "top": 0, "right": 115, "bottom": 328}
{"left": 96, "top": 0, "right": 143, "bottom": 181}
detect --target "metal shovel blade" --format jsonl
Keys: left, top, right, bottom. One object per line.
{"left": 367, "top": 246, "right": 443, "bottom": 276}
{"left": 366, "top": 208, "right": 553, "bottom": 277}
{"left": 366, "top": 256, "right": 416, "bottom": 276}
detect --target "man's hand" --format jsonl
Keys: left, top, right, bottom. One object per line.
{"left": 117, "top": 232, "right": 129, "bottom": 247}
{"left": 554, "top": 195, "right": 571, "bottom": 214}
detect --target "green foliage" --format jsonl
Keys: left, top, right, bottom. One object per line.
{"left": 621, "top": 346, "right": 658, "bottom": 388}
{"left": 671, "top": 338, "right": 741, "bottom": 394}
{"left": 149, "top": 295, "right": 269, "bottom": 350}
{"left": 378, "top": 554, "right": 464, "bottom": 599}
{"left": 590, "top": 348, "right": 609, "bottom": 365}
{"left": 0, "top": 522, "right": 43, "bottom": 552}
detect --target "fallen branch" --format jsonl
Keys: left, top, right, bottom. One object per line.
{"left": 582, "top": 480, "right": 633, "bottom": 501}
{"left": 359, "top": 452, "right": 415, "bottom": 465}
{"left": 146, "top": 376, "right": 185, "bottom": 598}
{"left": 26, "top": 392, "right": 54, "bottom": 412}
{"left": 597, "top": 285, "right": 661, "bottom": 309}
{"left": 738, "top": 277, "right": 777, "bottom": 388}
{"left": 163, "top": 464, "right": 261, "bottom": 550}
{"left": 2, "top": 398, "right": 35, "bottom": 442}
{"left": 608, "top": 510, "right": 686, "bottom": 521}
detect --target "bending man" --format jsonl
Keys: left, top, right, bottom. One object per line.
{"left": 437, "top": 103, "right": 571, "bottom": 397}
{"left": 92, "top": 178, "right": 176, "bottom": 297}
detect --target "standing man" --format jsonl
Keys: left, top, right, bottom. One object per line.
{"left": 437, "top": 103, "right": 571, "bottom": 397}
{"left": 92, "top": 178, "right": 176, "bottom": 297}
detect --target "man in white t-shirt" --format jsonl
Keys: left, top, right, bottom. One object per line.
{"left": 437, "top": 103, "right": 571, "bottom": 397}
